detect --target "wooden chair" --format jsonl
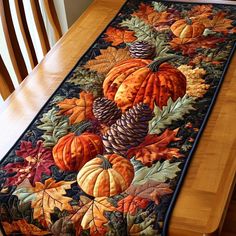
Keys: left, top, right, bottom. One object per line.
{"left": 0, "top": 0, "right": 62, "bottom": 101}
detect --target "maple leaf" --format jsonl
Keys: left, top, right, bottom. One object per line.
{"left": 132, "top": 160, "right": 181, "bottom": 185}
{"left": 132, "top": 3, "right": 155, "bottom": 21}
{"left": 104, "top": 27, "right": 136, "bottom": 46}
{"left": 188, "top": 4, "right": 213, "bottom": 17}
{"left": 170, "top": 36, "right": 225, "bottom": 55}
{"left": 126, "top": 181, "right": 173, "bottom": 205}
{"left": 3, "top": 140, "right": 54, "bottom": 186}
{"left": 84, "top": 47, "right": 131, "bottom": 75}
{"left": 71, "top": 195, "right": 115, "bottom": 235}
{"left": 200, "top": 12, "right": 234, "bottom": 34}
{"left": 117, "top": 195, "right": 149, "bottom": 215}
{"left": 127, "top": 129, "right": 182, "bottom": 166}
{"left": 2, "top": 219, "right": 49, "bottom": 235}
{"left": 13, "top": 178, "right": 74, "bottom": 227}
{"left": 57, "top": 91, "right": 95, "bottom": 124}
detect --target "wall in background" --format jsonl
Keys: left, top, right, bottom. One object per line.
{"left": 53, "top": 0, "right": 93, "bottom": 34}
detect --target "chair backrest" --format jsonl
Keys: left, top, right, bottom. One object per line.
{"left": 0, "top": 0, "right": 62, "bottom": 101}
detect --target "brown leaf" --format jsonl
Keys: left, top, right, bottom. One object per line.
{"left": 84, "top": 47, "right": 131, "bottom": 74}
{"left": 2, "top": 219, "right": 49, "bottom": 235}
{"left": 169, "top": 36, "right": 225, "bottom": 55}
{"left": 126, "top": 180, "right": 173, "bottom": 204}
{"left": 188, "top": 4, "right": 213, "bottom": 16}
{"left": 200, "top": 12, "right": 234, "bottom": 33}
{"left": 178, "top": 65, "right": 210, "bottom": 98}
{"left": 117, "top": 195, "right": 149, "bottom": 215}
{"left": 57, "top": 91, "right": 94, "bottom": 124}
{"left": 71, "top": 196, "right": 115, "bottom": 235}
{"left": 104, "top": 27, "right": 136, "bottom": 46}
{"left": 127, "top": 129, "right": 182, "bottom": 166}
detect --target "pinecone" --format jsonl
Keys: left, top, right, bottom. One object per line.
{"left": 129, "top": 41, "right": 156, "bottom": 59}
{"left": 93, "top": 97, "right": 122, "bottom": 126}
{"left": 102, "top": 103, "right": 153, "bottom": 156}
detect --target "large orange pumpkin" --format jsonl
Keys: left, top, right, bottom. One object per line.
{"left": 77, "top": 154, "right": 134, "bottom": 197}
{"left": 53, "top": 132, "right": 103, "bottom": 171}
{"left": 103, "top": 57, "right": 186, "bottom": 112}
{"left": 170, "top": 18, "right": 205, "bottom": 39}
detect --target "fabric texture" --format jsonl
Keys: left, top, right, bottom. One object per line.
{"left": 0, "top": 1, "right": 236, "bottom": 235}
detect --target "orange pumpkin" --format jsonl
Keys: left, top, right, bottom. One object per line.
{"left": 77, "top": 154, "right": 134, "bottom": 197}
{"left": 53, "top": 132, "right": 103, "bottom": 171}
{"left": 103, "top": 57, "right": 186, "bottom": 112}
{"left": 170, "top": 18, "right": 205, "bottom": 39}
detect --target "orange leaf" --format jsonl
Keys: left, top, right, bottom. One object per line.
{"left": 127, "top": 129, "right": 182, "bottom": 166}
{"left": 132, "top": 3, "right": 155, "bottom": 21}
{"left": 84, "top": 47, "right": 131, "bottom": 74}
{"left": 57, "top": 91, "right": 95, "bottom": 124}
{"left": 104, "top": 27, "right": 136, "bottom": 46}
{"left": 170, "top": 36, "right": 225, "bottom": 55}
{"left": 2, "top": 220, "right": 49, "bottom": 235}
{"left": 117, "top": 195, "right": 149, "bottom": 215}
{"left": 188, "top": 4, "right": 213, "bottom": 16}
{"left": 200, "top": 12, "right": 234, "bottom": 33}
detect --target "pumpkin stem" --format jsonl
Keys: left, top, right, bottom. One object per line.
{"left": 148, "top": 55, "right": 177, "bottom": 72}
{"left": 185, "top": 17, "right": 193, "bottom": 25}
{"left": 97, "top": 154, "right": 112, "bottom": 169}
{"left": 72, "top": 121, "right": 92, "bottom": 136}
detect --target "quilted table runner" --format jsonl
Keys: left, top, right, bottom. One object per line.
{"left": 0, "top": 0, "right": 236, "bottom": 235}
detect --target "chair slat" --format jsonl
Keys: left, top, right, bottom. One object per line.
{"left": 43, "top": 0, "right": 62, "bottom": 42}
{"left": 14, "top": 0, "right": 38, "bottom": 68}
{"left": 0, "top": 0, "right": 28, "bottom": 83}
{"left": 29, "top": 0, "right": 50, "bottom": 55}
{"left": 0, "top": 55, "right": 15, "bottom": 100}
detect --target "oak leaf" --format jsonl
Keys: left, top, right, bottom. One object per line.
{"left": 200, "top": 12, "right": 234, "bottom": 33}
{"left": 132, "top": 160, "right": 181, "bottom": 185}
{"left": 2, "top": 219, "right": 49, "bottom": 235}
{"left": 126, "top": 180, "right": 173, "bottom": 204}
{"left": 3, "top": 141, "right": 54, "bottom": 186}
{"left": 104, "top": 27, "right": 136, "bottom": 46}
{"left": 84, "top": 47, "right": 131, "bottom": 75}
{"left": 178, "top": 65, "right": 209, "bottom": 98}
{"left": 13, "top": 178, "right": 74, "bottom": 227}
{"left": 117, "top": 195, "right": 149, "bottom": 215}
{"left": 127, "top": 129, "right": 182, "bottom": 166}
{"left": 71, "top": 196, "right": 116, "bottom": 235}
{"left": 57, "top": 91, "right": 94, "bottom": 124}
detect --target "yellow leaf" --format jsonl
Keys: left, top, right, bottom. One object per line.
{"left": 2, "top": 219, "right": 49, "bottom": 235}
{"left": 71, "top": 196, "right": 116, "bottom": 235}
{"left": 13, "top": 178, "right": 74, "bottom": 227}
{"left": 178, "top": 65, "right": 209, "bottom": 98}
{"left": 57, "top": 91, "right": 94, "bottom": 124}
{"left": 84, "top": 47, "right": 131, "bottom": 75}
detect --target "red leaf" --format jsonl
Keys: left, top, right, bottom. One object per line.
{"left": 117, "top": 195, "right": 149, "bottom": 215}
{"left": 3, "top": 141, "right": 54, "bottom": 186}
{"left": 127, "top": 129, "right": 182, "bottom": 166}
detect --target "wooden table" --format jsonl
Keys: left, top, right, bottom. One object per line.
{"left": 0, "top": 0, "right": 236, "bottom": 235}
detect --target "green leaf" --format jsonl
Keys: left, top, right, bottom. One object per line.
{"left": 37, "top": 107, "right": 69, "bottom": 147}
{"left": 120, "top": 16, "right": 156, "bottom": 41}
{"left": 152, "top": 2, "right": 168, "bottom": 12}
{"left": 149, "top": 95, "right": 196, "bottom": 134}
{"left": 132, "top": 160, "right": 181, "bottom": 185}
{"left": 67, "top": 67, "right": 105, "bottom": 97}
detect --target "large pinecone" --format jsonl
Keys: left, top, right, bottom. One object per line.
{"left": 102, "top": 103, "right": 153, "bottom": 156}
{"left": 93, "top": 97, "right": 122, "bottom": 126}
{"left": 129, "top": 41, "right": 156, "bottom": 59}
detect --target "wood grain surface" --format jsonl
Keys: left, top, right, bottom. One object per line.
{"left": 0, "top": 0, "right": 235, "bottom": 235}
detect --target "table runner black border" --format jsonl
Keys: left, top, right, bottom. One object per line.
{"left": 0, "top": 1, "right": 236, "bottom": 235}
